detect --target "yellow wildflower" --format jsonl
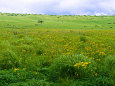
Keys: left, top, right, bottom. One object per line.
{"left": 95, "top": 59, "right": 101, "bottom": 61}
{"left": 22, "top": 49, "right": 26, "bottom": 52}
{"left": 23, "top": 68, "right": 26, "bottom": 70}
{"left": 94, "top": 73, "right": 98, "bottom": 77}
{"left": 33, "top": 71, "right": 38, "bottom": 75}
{"left": 14, "top": 68, "right": 19, "bottom": 72}
{"left": 99, "top": 52, "right": 106, "bottom": 56}
{"left": 74, "top": 61, "right": 91, "bottom": 68}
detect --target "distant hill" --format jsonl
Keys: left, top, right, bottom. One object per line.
{"left": 0, "top": 13, "right": 115, "bottom": 29}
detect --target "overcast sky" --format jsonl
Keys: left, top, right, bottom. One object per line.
{"left": 0, "top": 0, "right": 115, "bottom": 15}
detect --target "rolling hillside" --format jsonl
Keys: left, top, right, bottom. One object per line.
{"left": 0, "top": 13, "right": 115, "bottom": 29}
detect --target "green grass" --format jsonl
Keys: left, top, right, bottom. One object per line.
{"left": 0, "top": 13, "right": 115, "bottom": 86}
{"left": 0, "top": 13, "right": 115, "bottom": 29}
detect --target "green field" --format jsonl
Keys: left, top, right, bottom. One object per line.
{"left": 0, "top": 13, "right": 115, "bottom": 29}
{"left": 0, "top": 13, "right": 115, "bottom": 86}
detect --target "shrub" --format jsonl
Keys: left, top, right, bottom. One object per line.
{"left": 49, "top": 54, "right": 95, "bottom": 81}
{"left": 38, "top": 20, "right": 44, "bottom": 24}
{"left": 80, "top": 36, "right": 87, "bottom": 42}
{"left": 0, "top": 50, "right": 19, "bottom": 69}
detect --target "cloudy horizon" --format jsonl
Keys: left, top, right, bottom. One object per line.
{"left": 0, "top": 0, "right": 115, "bottom": 15}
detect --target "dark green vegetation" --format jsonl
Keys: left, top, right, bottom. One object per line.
{"left": 0, "top": 13, "right": 115, "bottom": 86}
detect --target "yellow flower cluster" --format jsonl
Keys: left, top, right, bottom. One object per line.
{"left": 74, "top": 61, "right": 91, "bottom": 68}
{"left": 14, "top": 68, "right": 19, "bottom": 72}
{"left": 99, "top": 52, "right": 106, "bottom": 56}
{"left": 4, "top": 29, "right": 114, "bottom": 66}
{"left": 82, "top": 40, "right": 113, "bottom": 59}
{"left": 94, "top": 73, "right": 98, "bottom": 77}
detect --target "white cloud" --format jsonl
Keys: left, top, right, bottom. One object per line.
{"left": 99, "top": 0, "right": 115, "bottom": 14}
{"left": 0, "top": 0, "right": 115, "bottom": 15}
{"left": 0, "top": 8, "right": 31, "bottom": 14}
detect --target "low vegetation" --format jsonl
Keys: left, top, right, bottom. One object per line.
{"left": 0, "top": 13, "right": 115, "bottom": 86}
{"left": 0, "top": 13, "right": 115, "bottom": 29}
{"left": 0, "top": 29, "right": 115, "bottom": 86}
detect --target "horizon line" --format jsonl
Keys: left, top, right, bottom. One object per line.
{"left": 0, "top": 12, "right": 115, "bottom": 16}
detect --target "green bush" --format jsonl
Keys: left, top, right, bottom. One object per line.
{"left": 0, "top": 69, "right": 49, "bottom": 86}
{"left": 0, "top": 50, "right": 20, "bottom": 70}
{"left": 49, "top": 54, "right": 95, "bottom": 81}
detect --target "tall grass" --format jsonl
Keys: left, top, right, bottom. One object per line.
{"left": 0, "top": 29, "right": 115, "bottom": 85}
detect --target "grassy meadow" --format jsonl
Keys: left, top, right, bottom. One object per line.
{"left": 0, "top": 13, "right": 115, "bottom": 86}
